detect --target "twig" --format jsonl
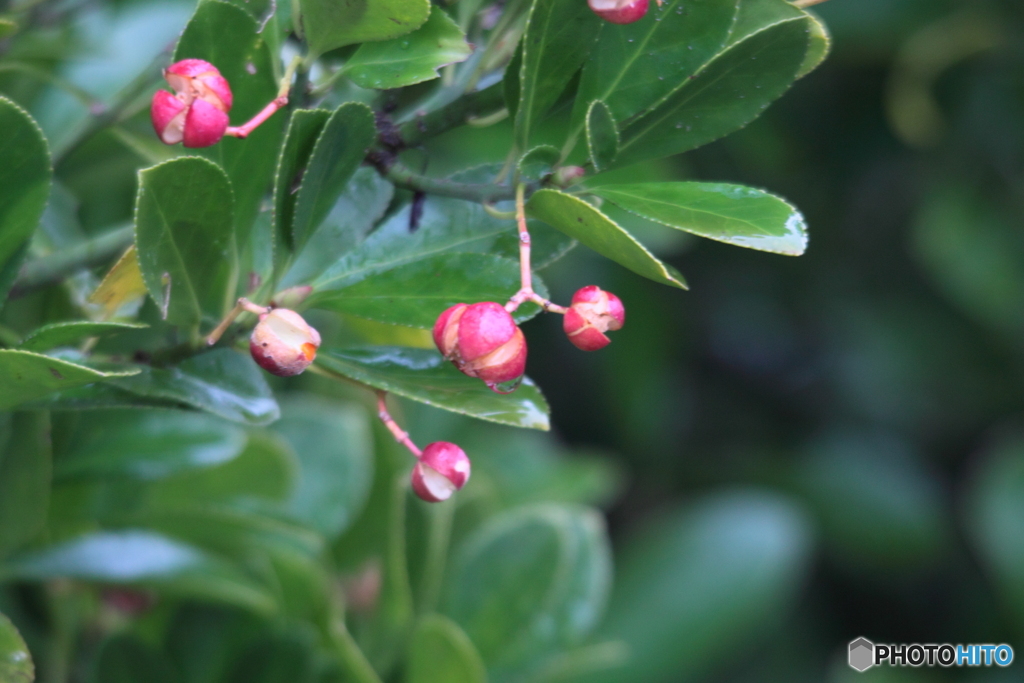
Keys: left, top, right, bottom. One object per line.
{"left": 505, "top": 184, "right": 567, "bottom": 314}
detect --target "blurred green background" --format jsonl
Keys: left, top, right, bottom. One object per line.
{"left": 2, "top": 0, "right": 1024, "bottom": 681}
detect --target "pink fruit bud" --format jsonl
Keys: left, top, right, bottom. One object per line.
{"left": 563, "top": 285, "right": 625, "bottom": 351}
{"left": 250, "top": 308, "right": 321, "bottom": 376}
{"left": 588, "top": 0, "right": 649, "bottom": 24}
{"left": 553, "top": 166, "right": 586, "bottom": 188}
{"left": 411, "top": 442, "right": 471, "bottom": 503}
{"left": 151, "top": 59, "right": 233, "bottom": 148}
{"left": 433, "top": 302, "right": 527, "bottom": 388}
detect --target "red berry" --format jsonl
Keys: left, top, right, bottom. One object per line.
{"left": 250, "top": 308, "right": 321, "bottom": 377}
{"left": 433, "top": 302, "right": 527, "bottom": 388}
{"left": 411, "top": 442, "right": 471, "bottom": 503}
{"left": 563, "top": 285, "right": 625, "bottom": 351}
{"left": 151, "top": 59, "right": 232, "bottom": 147}
{"left": 588, "top": 0, "right": 649, "bottom": 24}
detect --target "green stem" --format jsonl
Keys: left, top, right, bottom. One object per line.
{"left": 398, "top": 82, "right": 505, "bottom": 148}
{"left": 9, "top": 225, "right": 134, "bottom": 299}
{"left": 322, "top": 616, "right": 385, "bottom": 683}
{"left": 383, "top": 161, "right": 517, "bottom": 203}
{"left": 416, "top": 499, "right": 454, "bottom": 615}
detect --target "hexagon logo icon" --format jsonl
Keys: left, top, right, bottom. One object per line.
{"left": 849, "top": 637, "right": 874, "bottom": 672}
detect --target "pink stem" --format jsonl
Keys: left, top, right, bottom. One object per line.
{"left": 225, "top": 96, "right": 288, "bottom": 139}
{"left": 505, "top": 185, "right": 568, "bottom": 315}
{"left": 376, "top": 392, "right": 422, "bottom": 458}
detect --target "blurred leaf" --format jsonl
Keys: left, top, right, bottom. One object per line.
{"left": 525, "top": 189, "right": 687, "bottom": 288}
{"left": 798, "top": 10, "right": 832, "bottom": 78}
{"left": 0, "top": 20, "right": 17, "bottom": 40}
{"left": 586, "top": 101, "right": 618, "bottom": 173}
{"left": 90, "top": 634, "right": 174, "bottom": 683}
{"left": 281, "top": 166, "right": 394, "bottom": 287}
{"left": 110, "top": 349, "right": 280, "bottom": 426}
{"left": 442, "top": 505, "right": 611, "bottom": 672}
{"left": 300, "top": 0, "right": 431, "bottom": 59}
{"left": 590, "top": 182, "right": 807, "bottom": 256}
{"left": 0, "top": 611, "right": 33, "bottom": 683}
{"left": 518, "top": 145, "right": 561, "bottom": 184}
{"left": 0, "top": 97, "right": 51, "bottom": 283}
{"left": 54, "top": 411, "right": 247, "bottom": 481}
{"left": 311, "top": 253, "right": 545, "bottom": 328}
{"left": 613, "top": 12, "right": 811, "bottom": 168}
{"left": 515, "top": 0, "right": 600, "bottom": 149}
{"left": 88, "top": 246, "right": 148, "bottom": 320}
{"left": 19, "top": 321, "right": 148, "bottom": 352}
{"left": 270, "top": 395, "right": 374, "bottom": 538}
{"left": 0, "top": 412, "right": 51, "bottom": 559}
{"left": 227, "top": 632, "right": 319, "bottom": 683}
{"left": 966, "top": 435, "right": 1024, "bottom": 623}
{"left": 292, "top": 103, "right": 377, "bottom": 254}
{"left": 345, "top": 7, "right": 473, "bottom": 89}
{"left": 0, "top": 530, "right": 277, "bottom": 614}
{"left": 316, "top": 347, "right": 550, "bottom": 430}
{"left": 570, "top": 0, "right": 738, "bottom": 137}
{"left": 175, "top": 0, "right": 286, "bottom": 239}
{"left": 134, "top": 157, "right": 236, "bottom": 329}
{"left": 0, "top": 351, "right": 139, "bottom": 411}
{"left": 586, "top": 491, "right": 813, "bottom": 683}
{"left": 272, "top": 109, "right": 331, "bottom": 261}
{"left": 406, "top": 614, "right": 486, "bottom": 683}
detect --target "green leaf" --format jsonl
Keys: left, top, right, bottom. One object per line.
{"left": 54, "top": 411, "right": 247, "bottom": 481}
{"left": 281, "top": 166, "right": 395, "bottom": 288}
{"left": 590, "top": 182, "right": 807, "bottom": 255}
{"left": 570, "top": 0, "right": 739, "bottom": 138}
{"left": 585, "top": 101, "right": 618, "bottom": 173}
{"left": 0, "top": 96, "right": 51, "bottom": 283}
{"left": 272, "top": 109, "right": 331, "bottom": 261}
{"left": 515, "top": 0, "right": 600, "bottom": 149}
{"left": 504, "top": 43, "right": 523, "bottom": 121}
{"left": 525, "top": 189, "right": 686, "bottom": 288}
{"left": 406, "top": 614, "right": 486, "bottom": 683}
{"left": 270, "top": 395, "right": 373, "bottom": 538}
{"left": 613, "top": 13, "right": 812, "bottom": 168}
{"left": 518, "top": 145, "right": 561, "bottom": 184}
{"left": 0, "top": 612, "right": 33, "bottom": 683}
{"left": 0, "top": 350, "right": 139, "bottom": 411}
{"left": 0, "top": 20, "right": 18, "bottom": 41}
{"left": 175, "top": 1, "right": 285, "bottom": 239}
{"left": 589, "top": 492, "right": 813, "bottom": 683}
{"left": 109, "top": 349, "right": 280, "bottom": 426}
{"left": 309, "top": 253, "right": 546, "bottom": 328}
{"left": 300, "top": 0, "right": 431, "bottom": 60}
{"left": 134, "top": 157, "right": 236, "bottom": 329}
{"left": 442, "top": 505, "right": 611, "bottom": 671}
{"left": 291, "top": 103, "right": 377, "bottom": 253}
{"left": 316, "top": 347, "right": 550, "bottom": 430}
{"left": 19, "top": 321, "right": 148, "bottom": 352}
{"left": 797, "top": 10, "right": 831, "bottom": 78}
{"left": 0, "top": 412, "right": 51, "bottom": 559}
{"left": 345, "top": 7, "right": 473, "bottom": 90}
{"left": 0, "top": 530, "right": 277, "bottom": 614}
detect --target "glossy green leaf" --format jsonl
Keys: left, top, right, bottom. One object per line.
{"left": 54, "top": 411, "right": 247, "bottom": 481}
{"left": 442, "top": 505, "right": 611, "bottom": 671}
{"left": 504, "top": 43, "right": 522, "bottom": 121}
{"left": 526, "top": 189, "right": 686, "bottom": 288}
{"left": 134, "top": 157, "right": 236, "bottom": 329}
{"left": 345, "top": 7, "right": 472, "bottom": 89}
{"left": 570, "top": 0, "right": 739, "bottom": 137}
{"left": 300, "top": 0, "right": 431, "bottom": 59}
{"left": 586, "top": 100, "right": 618, "bottom": 173}
{"left": 0, "top": 97, "right": 51, "bottom": 284}
{"left": 270, "top": 395, "right": 373, "bottom": 538}
{"left": 588, "top": 492, "right": 813, "bottom": 683}
{"left": 613, "top": 13, "right": 812, "bottom": 168}
{"left": 292, "top": 103, "right": 376, "bottom": 253}
{"left": 797, "top": 10, "right": 831, "bottom": 78}
{"left": 0, "top": 530, "right": 277, "bottom": 614}
{"left": 272, "top": 109, "right": 331, "bottom": 260}
{"left": 590, "top": 182, "right": 807, "bottom": 255}
{"left": 0, "top": 612, "right": 33, "bottom": 683}
{"left": 515, "top": 0, "right": 600, "bottom": 149}
{"left": 310, "top": 253, "right": 546, "bottom": 328}
{"left": 109, "top": 349, "right": 279, "bottom": 426}
{"left": 725, "top": 0, "right": 804, "bottom": 49}
{"left": 316, "top": 347, "right": 550, "bottom": 430}
{"left": 281, "top": 167, "right": 395, "bottom": 288}
{"left": 406, "top": 614, "right": 486, "bottom": 683}
{"left": 0, "top": 350, "right": 139, "bottom": 411}
{"left": 0, "top": 412, "right": 51, "bottom": 559}
{"left": 518, "top": 145, "right": 561, "bottom": 184}
{"left": 19, "top": 321, "right": 148, "bottom": 352}
{"left": 175, "top": 1, "right": 285, "bottom": 239}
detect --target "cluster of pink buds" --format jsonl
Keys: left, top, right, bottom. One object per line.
{"left": 434, "top": 302, "right": 527, "bottom": 390}
{"left": 588, "top": 0, "right": 650, "bottom": 24}
{"left": 151, "top": 59, "right": 233, "bottom": 147}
